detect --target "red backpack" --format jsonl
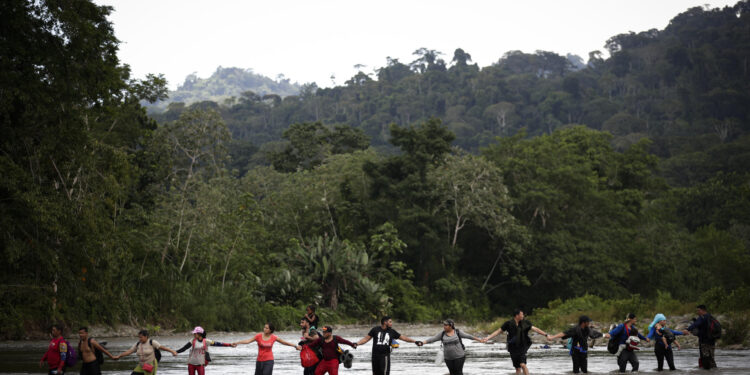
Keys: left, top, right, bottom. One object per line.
{"left": 300, "top": 344, "right": 320, "bottom": 368}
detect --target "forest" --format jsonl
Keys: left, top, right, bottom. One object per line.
{"left": 1, "top": 0, "right": 750, "bottom": 338}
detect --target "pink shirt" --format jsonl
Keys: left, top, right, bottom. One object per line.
{"left": 255, "top": 333, "right": 277, "bottom": 362}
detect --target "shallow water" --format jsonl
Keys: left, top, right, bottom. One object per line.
{"left": 3, "top": 327, "right": 749, "bottom": 374}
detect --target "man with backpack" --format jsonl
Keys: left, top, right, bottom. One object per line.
{"left": 307, "top": 326, "right": 357, "bottom": 375}
{"left": 482, "top": 309, "right": 550, "bottom": 375}
{"left": 548, "top": 315, "right": 609, "bottom": 374}
{"left": 683, "top": 304, "right": 720, "bottom": 369}
{"left": 608, "top": 313, "right": 649, "bottom": 373}
{"left": 40, "top": 324, "right": 70, "bottom": 374}
{"left": 77, "top": 327, "right": 116, "bottom": 375}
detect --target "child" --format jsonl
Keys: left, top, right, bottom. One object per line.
{"left": 614, "top": 328, "right": 641, "bottom": 357}
{"left": 176, "top": 326, "right": 235, "bottom": 375}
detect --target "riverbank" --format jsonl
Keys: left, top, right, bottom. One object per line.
{"left": 17, "top": 315, "right": 749, "bottom": 350}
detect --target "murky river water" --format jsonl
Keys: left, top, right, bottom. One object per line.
{"left": 2, "top": 326, "right": 748, "bottom": 374}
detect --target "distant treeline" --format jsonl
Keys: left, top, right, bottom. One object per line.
{"left": 1, "top": 0, "right": 750, "bottom": 339}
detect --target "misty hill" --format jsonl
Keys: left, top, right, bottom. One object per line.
{"left": 153, "top": 2, "right": 750, "bottom": 186}
{"left": 147, "top": 66, "right": 300, "bottom": 112}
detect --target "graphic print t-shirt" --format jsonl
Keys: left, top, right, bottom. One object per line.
{"left": 255, "top": 333, "right": 277, "bottom": 362}
{"left": 368, "top": 326, "right": 401, "bottom": 356}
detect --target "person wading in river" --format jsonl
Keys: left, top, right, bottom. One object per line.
{"left": 232, "top": 322, "right": 302, "bottom": 375}
{"left": 355, "top": 316, "right": 419, "bottom": 375}
{"left": 299, "top": 318, "right": 323, "bottom": 375}
{"left": 609, "top": 313, "right": 649, "bottom": 373}
{"left": 40, "top": 324, "right": 68, "bottom": 375}
{"left": 307, "top": 326, "right": 357, "bottom": 375}
{"left": 114, "top": 329, "right": 179, "bottom": 375}
{"left": 417, "top": 319, "right": 483, "bottom": 375}
{"left": 647, "top": 314, "right": 683, "bottom": 371}
{"left": 548, "top": 316, "right": 609, "bottom": 374}
{"left": 683, "top": 304, "right": 718, "bottom": 370}
{"left": 175, "top": 326, "right": 235, "bottom": 375}
{"left": 483, "top": 309, "right": 550, "bottom": 375}
{"left": 77, "top": 327, "right": 116, "bottom": 375}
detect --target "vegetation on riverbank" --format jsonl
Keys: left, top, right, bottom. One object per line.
{"left": 2, "top": 1, "right": 750, "bottom": 340}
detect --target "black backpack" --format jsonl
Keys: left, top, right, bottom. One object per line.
{"left": 607, "top": 326, "right": 621, "bottom": 354}
{"left": 707, "top": 315, "right": 722, "bottom": 340}
{"left": 136, "top": 339, "right": 162, "bottom": 362}
{"left": 78, "top": 338, "right": 107, "bottom": 365}
{"left": 441, "top": 329, "right": 465, "bottom": 350}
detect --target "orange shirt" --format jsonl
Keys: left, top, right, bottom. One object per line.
{"left": 255, "top": 333, "right": 277, "bottom": 362}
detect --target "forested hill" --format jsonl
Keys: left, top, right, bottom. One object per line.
{"left": 146, "top": 66, "right": 300, "bottom": 112}
{"left": 2, "top": 0, "right": 750, "bottom": 339}
{"left": 154, "top": 3, "right": 750, "bottom": 187}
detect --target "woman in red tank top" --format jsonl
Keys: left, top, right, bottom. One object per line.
{"left": 233, "top": 323, "right": 301, "bottom": 375}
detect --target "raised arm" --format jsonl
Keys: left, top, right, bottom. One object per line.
{"left": 356, "top": 335, "right": 372, "bottom": 346}
{"left": 484, "top": 326, "right": 505, "bottom": 341}
{"left": 398, "top": 334, "right": 417, "bottom": 343}
{"left": 233, "top": 336, "right": 258, "bottom": 345}
{"left": 91, "top": 339, "right": 116, "bottom": 359}
{"left": 114, "top": 346, "right": 136, "bottom": 360}
{"left": 176, "top": 342, "right": 192, "bottom": 353}
{"left": 276, "top": 337, "right": 302, "bottom": 350}
{"left": 531, "top": 326, "right": 549, "bottom": 338}
{"left": 422, "top": 332, "right": 443, "bottom": 345}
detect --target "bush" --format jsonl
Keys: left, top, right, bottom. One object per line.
{"left": 722, "top": 312, "right": 750, "bottom": 346}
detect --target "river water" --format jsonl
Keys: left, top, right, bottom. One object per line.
{"left": 2, "top": 326, "right": 749, "bottom": 374}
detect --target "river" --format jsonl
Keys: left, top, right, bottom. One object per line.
{"left": 2, "top": 326, "right": 749, "bottom": 374}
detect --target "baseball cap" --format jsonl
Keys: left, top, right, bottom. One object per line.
{"left": 192, "top": 326, "right": 205, "bottom": 334}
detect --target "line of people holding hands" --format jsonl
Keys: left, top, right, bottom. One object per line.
{"left": 41, "top": 304, "right": 720, "bottom": 375}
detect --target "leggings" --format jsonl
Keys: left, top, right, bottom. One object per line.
{"left": 255, "top": 360, "right": 274, "bottom": 375}
{"left": 444, "top": 356, "right": 465, "bottom": 375}
{"left": 188, "top": 364, "right": 205, "bottom": 375}
{"left": 655, "top": 345, "right": 675, "bottom": 371}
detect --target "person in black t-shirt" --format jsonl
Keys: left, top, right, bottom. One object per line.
{"left": 355, "top": 316, "right": 418, "bottom": 375}
{"left": 548, "top": 315, "right": 609, "bottom": 374}
{"left": 483, "top": 309, "right": 549, "bottom": 375}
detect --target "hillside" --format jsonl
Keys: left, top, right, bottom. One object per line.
{"left": 146, "top": 66, "right": 300, "bottom": 112}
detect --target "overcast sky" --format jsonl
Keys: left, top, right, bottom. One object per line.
{"left": 95, "top": 0, "right": 739, "bottom": 90}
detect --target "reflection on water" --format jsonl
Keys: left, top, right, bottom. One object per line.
{"left": 2, "top": 328, "right": 748, "bottom": 374}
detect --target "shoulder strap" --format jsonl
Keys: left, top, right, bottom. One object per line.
{"left": 192, "top": 338, "right": 197, "bottom": 348}
{"left": 456, "top": 329, "right": 465, "bottom": 349}
{"left": 88, "top": 337, "right": 93, "bottom": 349}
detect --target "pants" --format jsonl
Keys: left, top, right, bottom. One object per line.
{"left": 188, "top": 364, "right": 206, "bottom": 375}
{"left": 48, "top": 371, "right": 65, "bottom": 375}
{"left": 444, "top": 356, "right": 465, "bottom": 375}
{"left": 303, "top": 362, "right": 319, "bottom": 375}
{"left": 314, "top": 359, "right": 339, "bottom": 375}
{"left": 571, "top": 351, "right": 588, "bottom": 373}
{"left": 80, "top": 361, "right": 101, "bottom": 375}
{"left": 655, "top": 345, "right": 675, "bottom": 371}
{"left": 617, "top": 350, "right": 639, "bottom": 372}
{"left": 255, "top": 360, "right": 274, "bottom": 375}
{"left": 699, "top": 343, "right": 716, "bottom": 369}
{"left": 371, "top": 354, "right": 391, "bottom": 375}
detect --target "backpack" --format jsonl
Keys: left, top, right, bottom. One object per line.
{"left": 60, "top": 339, "right": 78, "bottom": 368}
{"left": 707, "top": 315, "right": 722, "bottom": 340}
{"left": 79, "top": 338, "right": 107, "bottom": 365}
{"left": 661, "top": 329, "right": 676, "bottom": 345}
{"left": 136, "top": 339, "right": 162, "bottom": 362}
{"left": 607, "top": 325, "right": 621, "bottom": 354}
{"left": 440, "top": 329, "right": 465, "bottom": 350}
{"left": 300, "top": 344, "right": 320, "bottom": 368}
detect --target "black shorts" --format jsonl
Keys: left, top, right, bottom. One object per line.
{"left": 80, "top": 361, "right": 101, "bottom": 375}
{"left": 510, "top": 353, "right": 527, "bottom": 368}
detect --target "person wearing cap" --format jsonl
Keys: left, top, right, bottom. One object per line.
{"left": 416, "top": 319, "right": 482, "bottom": 375}
{"left": 482, "top": 309, "right": 550, "bottom": 375}
{"left": 647, "top": 314, "right": 683, "bottom": 371}
{"left": 355, "top": 316, "right": 419, "bottom": 375}
{"left": 175, "top": 326, "right": 235, "bottom": 375}
{"left": 683, "top": 304, "right": 718, "bottom": 369}
{"left": 232, "top": 323, "right": 302, "bottom": 375}
{"left": 548, "top": 316, "right": 609, "bottom": 374}
{"left": 307, "top": 326, "right": 357, "bottom": 375}
{"left": 608, "top": 313, "right": 649, "bottom": 372}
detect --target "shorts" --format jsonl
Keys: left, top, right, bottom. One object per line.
{"left": 80, "top": 361, "right": 101, "bottom": 375}
{"left": 510, "top": 353, "right": 527, "bottom": 368}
